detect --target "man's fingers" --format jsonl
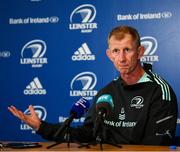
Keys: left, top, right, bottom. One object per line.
{"left": 8, "top": 106, "right": 21, "bottom": 118}
{"left": 29, "top": 105, "right": 37, "bottom": 116}
{"left": 8, "top": 106, "right": 26, "bottom": 121}
{"left": 8, "top": 105, "right": 41, "bottom": 130}
{"left": 16, "top": 110, "right": 26, "bottom": 121}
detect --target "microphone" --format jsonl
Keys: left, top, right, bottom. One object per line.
{"left": 70, "top": 97, "right": 90, "bottom": 119}
{"left": 53, "top": 98, "right": 90, "bottom": 138}
{"left": 94, "top": 94, "right": 114, "bottom": 139}
{"left": 96, "top": 94, "right": 114, "bottom": 117}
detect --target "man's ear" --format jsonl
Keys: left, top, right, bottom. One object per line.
{"left": 137, "top": 46, "right": 145, "bottom": 59}
{"left": 106, "top": 49, "right": 114, "bottom": 62}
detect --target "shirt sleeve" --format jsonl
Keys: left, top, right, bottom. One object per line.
{"left": 36, "top": 102, "right": 96, "bottom": 143}
{"left": 141, "top": 86, "right": 178, "bottom": 145}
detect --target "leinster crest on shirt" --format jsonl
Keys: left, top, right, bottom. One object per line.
{"left": 130, "top": 96, "right": 144, "bottom": 109}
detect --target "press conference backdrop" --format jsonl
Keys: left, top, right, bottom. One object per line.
{"left": 0, "top": 0, "right": 179, "bottom": 141}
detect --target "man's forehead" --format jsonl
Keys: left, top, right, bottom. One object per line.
{"left": 109, "top": 34, "right": 135, "bottom": 47}
{"left": 110, "top": 34, "right": 133, "bottom": 41}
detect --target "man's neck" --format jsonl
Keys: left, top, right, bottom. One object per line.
{"left": 121, "top": 65, "right": 145, "bottom": 85}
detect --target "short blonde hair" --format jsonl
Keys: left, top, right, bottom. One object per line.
{"left": 108, "top": 25, "right": 141, "bottom": 47}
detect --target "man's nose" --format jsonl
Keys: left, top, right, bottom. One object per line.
{"left": 117, "top": 51, "right": 126, "bottom": 62}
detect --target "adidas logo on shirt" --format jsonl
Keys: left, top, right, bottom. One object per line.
{"left": 72, "top": 43, "right": 95, "bottom": 61}
{"left": 24, "top": 77, "right": 47, "bottom": 95}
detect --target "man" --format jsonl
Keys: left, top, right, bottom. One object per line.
{"left": 8, "top": 25, "right": 178, "bottom": 145}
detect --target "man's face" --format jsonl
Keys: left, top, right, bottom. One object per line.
{"left": 107, "top": 34, "right": 144, "bottom": 75}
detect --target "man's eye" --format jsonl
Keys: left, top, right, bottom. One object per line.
{"left": 112, "top": 49, "right": 120, "bottom": 53}
{"left": 124, "top": 48, "right": 130, "bottom": 52}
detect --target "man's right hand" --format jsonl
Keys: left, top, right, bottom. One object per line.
{"left": 8, "top": 105, "right": 41, "bottom": 131}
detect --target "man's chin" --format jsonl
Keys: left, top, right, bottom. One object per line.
{"left": 119, "top": 69, "right": 129, "bottom": 75}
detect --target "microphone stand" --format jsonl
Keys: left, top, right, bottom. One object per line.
{"left": 94, "top": 111, "right": 104, "bottom": 150}
{"left": 79, "top": 111, "right": 122, "bottom": 150}
{"left": 47, "top": 116, "right": 73, "bottom": 149}
{"left": 95, "top": 113, "right": 122, "bottom": 150}
{"left": 47, "top": 116, "right": 86, "bottom": 149}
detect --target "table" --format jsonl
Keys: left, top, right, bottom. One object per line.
{"left": 1, "top": 142, "right": 180, "bottom": 151}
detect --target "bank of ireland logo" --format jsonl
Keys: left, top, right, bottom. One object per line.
{"left": 24, "top": 77, "right": 47, "bottom": 95}
{"left": 72, "top": 43, "right": 95, "bottom": 61}
{"left": 20, "top": 39, "right": 48, "bottom": 68}
{"left": 0, "top": 51, "right": 11, "bottom": 58}
{"left": 70, "top": 72, "right": 97, "bottom": 100}
{"left": 20, "top": 105, "right": 47, "bottom": 133}
{"left": 140, "top": 36, "right": 159, "bottom": 63}
{"left": 130, "top": 96, "right": 144, "bottom": 109}
{"left": 69, "top": 4, "right": 98, "bottom": 33}
{"left": 119, "top": 108, "right": 125, "bottom": 120}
